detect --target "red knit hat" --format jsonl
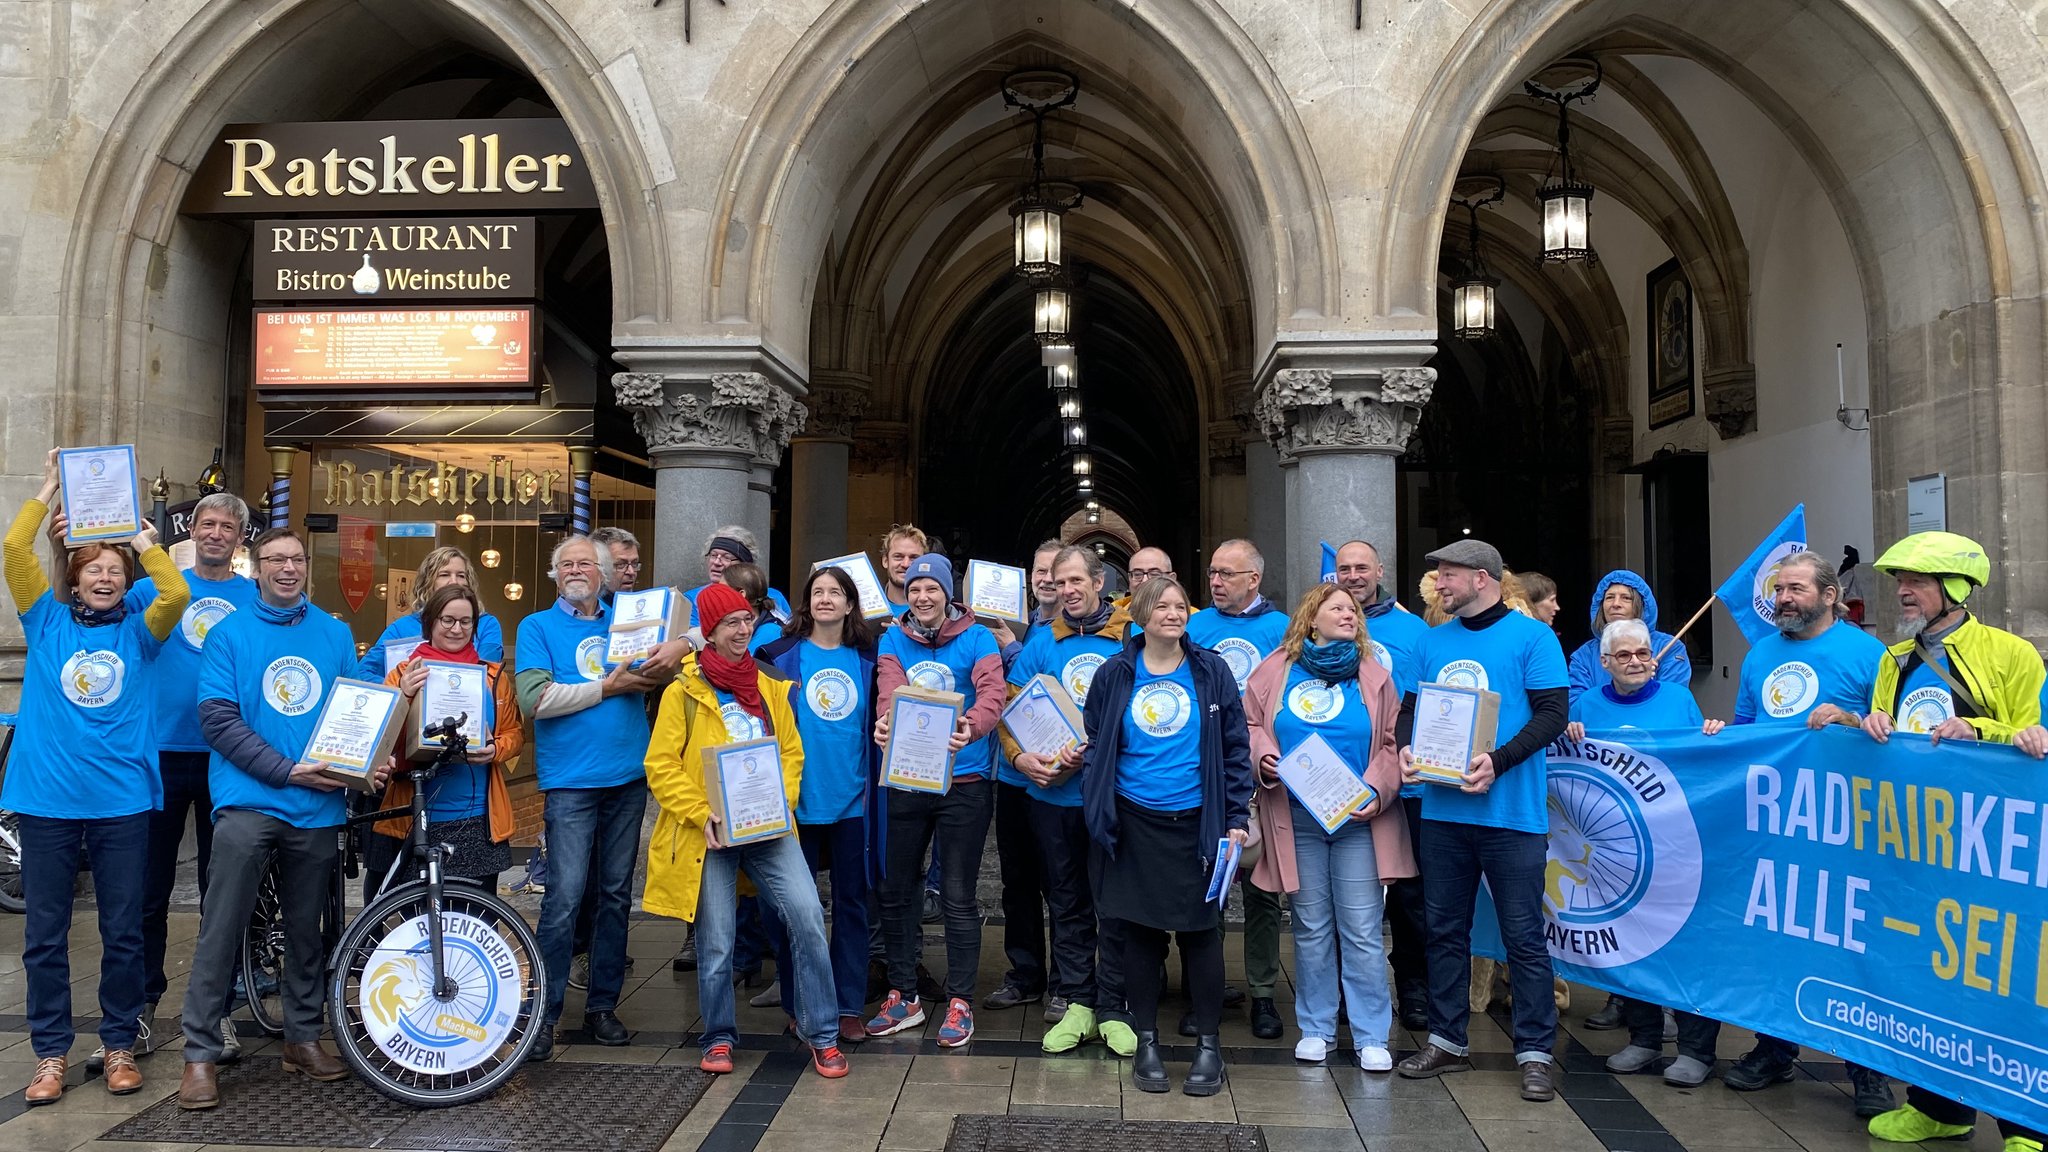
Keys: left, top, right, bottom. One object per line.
{"left": 696, "top": 582, "right": 752, "bottom": 628}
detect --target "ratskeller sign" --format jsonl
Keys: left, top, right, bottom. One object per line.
{"left": 181, "top": 118, "right": 597, "bottom": 214}
{"left": 254, "top": 217, "right": 538, "bottom": 301}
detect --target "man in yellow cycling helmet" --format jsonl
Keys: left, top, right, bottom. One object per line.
{"left": 1858, "top": 531, "right": 2044, "bottom": 1152}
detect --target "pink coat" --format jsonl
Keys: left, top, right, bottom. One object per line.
{"left": 1243, "top": 649, "right": 1417, "bottom": 894}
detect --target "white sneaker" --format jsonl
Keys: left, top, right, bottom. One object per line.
{"left": 1294, "top": 1036, "right": 1330, "bottom": 1062}
{"left": 1358, "top": 1045, "right": 1394, "bottom": 1072}
{"left": 219, "top": 1018, "right": 243, "bottom": 1065}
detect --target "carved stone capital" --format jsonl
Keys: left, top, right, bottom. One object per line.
{"left": 800, "top": 385, "right": 870, "bottom": 442}
{"left": 1256, "top": 366, "right": 1437, "bottom": 455}
{"left": 850, "top": 420, "right": 908, "bottom": 474}
{"left": 610, "top": 370, "right": 806, "bottom": 463}
{"left": 1703, "top": 365, "right": 1758, "bottom": 440}
{"left": 1207, "top": 420, "right": 1248, "bottom": 473}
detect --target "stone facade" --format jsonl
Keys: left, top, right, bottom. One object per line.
{"left": 2, "top": 0, "right": 2046, "bottom": 675}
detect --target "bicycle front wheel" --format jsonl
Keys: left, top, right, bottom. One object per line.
{"left": 240, "top": 863, "right": 287, "bottom": 1036}
{"left": 328, "top": 882, "right": 545, "bottom": 1107}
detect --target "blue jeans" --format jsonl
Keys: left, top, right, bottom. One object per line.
{"left": 537, "top": 782, "right": 647, "bottom": 1026}
{"left": 695, "top": 834, "right": 837, "bottom": 1051}
{"left": 1288, "top": 800, "right": 1390, "bottom": 1046}
{"left": 21, "top": 812, "right": 149, "bottom": 1058}
{"left": 760, "top": 817, "right": 871, "bottom": 1018}
{"left": 1419, "top": 818, "right": 1556, "bottom": 1064}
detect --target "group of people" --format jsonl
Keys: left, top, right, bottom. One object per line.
{"left": 2, "top": 448, "right": 2041, "bottom": 1149}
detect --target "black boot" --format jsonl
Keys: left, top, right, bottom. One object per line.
{"left": 1184, "top": 1034, "right": 1225, "bottom": 1097}
{"left": 1397, "top": 981, "right": 1429, "bottom": 1031}
{"left": 1131, "top": 1030, "right": 1169, "bottom": 1093}
{"left": 1847, "top": 1065, "right": 1896, "bottom": 1119}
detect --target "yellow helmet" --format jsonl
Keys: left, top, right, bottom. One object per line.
{"left": 1874, "top": 531, "right": 1989, "bottom": 603}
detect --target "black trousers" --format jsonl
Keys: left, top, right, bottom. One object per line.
{"left": 993, "top": 781, "right": 1047, "bottom": 993}
{"left": 1030, "top": 798, "right": 1125, "bottom": 1017}
{"left": 1624, "top": 997, "right": 1719, "bottom": 1064}
{"left": 1908, "top": 1085, "right": 2043, "bottom": 1142}
{"left": 1385, "top": 795, "right": 1428, "bottom": 995}
{"left": 142, "top": 751, "right": 214, "bottom": 1005}
{"left": 880, "top": 779, "right": 992, "bottom": 1001}
{"left": 1127, "top": 924, "right": 1223, "bottom": 1036}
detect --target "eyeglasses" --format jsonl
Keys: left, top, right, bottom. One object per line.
{"left": 434, "top": 615, "right": 476, "bottom": 630}
{"left": 556, "top": 560, "right": 600, "bottom": 573}
{"left": 1607, "top": 648, "right": 1655, "bottom": 664}
{"left": 259, "top": 554, "right": 307, "bottom": 569}
{"left": 1207, "top": 568, "right": 1251, "bottom": 580}
{"left": 614, "top": 559, "right": 642, "bottom": 571}
{"left": 1130, "top": 568, "right": 1169, "bottom": 580}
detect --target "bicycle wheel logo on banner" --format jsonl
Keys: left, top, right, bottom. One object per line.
{"left": 1542, "top": 737, "right": 1702, "bottom": 968}
{"left": 359, "top": 912, "right": 523, "bottom": 1073}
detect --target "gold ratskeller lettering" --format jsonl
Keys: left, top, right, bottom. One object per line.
{"left": 320, "top": 458, "right": 562, "bottom": 510}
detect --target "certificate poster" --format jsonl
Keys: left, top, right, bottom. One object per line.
{"left": 304, "top": 677, "right": 404, "bottom": 790}
{"left": 1275, "top": 730, "right": 1378, "bottom": 834}
{"left": 965, "top": 560, "right": 1028, "bottom": 624}
{"left": 606, "top": 624, "right": 662, "bottom": 666}
{"left": 815, "top": 552, "right": 892, "bottom": 620}
{"left": 999, "top": 673, "right": 1085, "bottom": 762}
{"left": 702, "top": 738, "right": 793, "bottom": 845}
{"left": 405, "top": 660, "right": 487, "bottom": 760}
{"left": 1410, "top": 681, "right": 1499, "bottom": 787}
{"left": 57, "top": 445, "right": 142, "bottom": 544}
{"left": 883, "top": 684, "right": 964, "bottom": 794}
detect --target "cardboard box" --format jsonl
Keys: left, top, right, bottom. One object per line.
{"left": 1410, "top": 681, "right": 1500, "bottom": 787}
{"left": 403, "top": 660, "right": 490, "bottom": 762}
{"left": 883, "top": 684, "right": 965, "bottom": 794}
{"left": 303, "top": 677, "right": 406, "bottom": 791}
{"left": 702, "top": 737, "right": 794, "bottom": 845}
{"left": 999, "top": 673, "right": 1087, "bottom": 762}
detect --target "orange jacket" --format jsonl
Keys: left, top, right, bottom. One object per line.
{"left": 376, "top": 655, "right": 525, "bottom": 842}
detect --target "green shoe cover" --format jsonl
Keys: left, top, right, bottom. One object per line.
{"left": 1041, "top": 1003, "right": 1098, "bottom": 1053}
{"left": 1098, "top": 1020, "right": 1138, "bottom": 1057}
{"left": 1868, "top": 1106, "right": 1972, "bottom": 1143}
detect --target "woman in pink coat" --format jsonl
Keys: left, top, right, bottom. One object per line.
{"left": 1244, "top": 583, "right": 1417, "bottom": 1071}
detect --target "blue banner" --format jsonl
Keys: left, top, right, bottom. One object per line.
{"left": 1469, "top": 725, "right": 2047, "bottom": 1131}
{"left": 1713, "top": 504, "right": 1806, "bottom": 643}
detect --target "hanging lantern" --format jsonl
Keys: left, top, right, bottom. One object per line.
{"left": 502, "top": 581, "right": 526, "bottom": 601}
{"left": 1071, "top": 452, "right": 1092, "bottom": 477}
{"left": 1013, "top": 200, "right": 1064, "bottom": 280}
{"left": 1005, "top": 69, "right": 1082, "bottom": 283}
{"left": 1057, "top": 393, "right": 1082, "bottom": 419}
{"left": 480, "top": 548, "right": 502, "bottom": 569}
{"left": 1538, "top": 180, "right": 1593, "bottom": 262}
{"left": 1076, "top": 476, "right": 1094, "bottom": 493}
{"left": 1450, "top": 176, "right": 1506, "bottom": 340}
{"left": 1064, "top": 419, "right": 1088, "bottom": 447}
{"left": 1034, "top": 286, "right": 1071, "bottom": 344}
{"left": 455, "top": 513, "right": 476, "bottom": 534}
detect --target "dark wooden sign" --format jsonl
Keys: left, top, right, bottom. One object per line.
{"left": 253, "top": 217, "right": 537, "bottom": 301}
{"left": 182, "top": 119, "right": 596, "bottom": 215}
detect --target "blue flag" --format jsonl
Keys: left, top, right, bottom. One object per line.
{"left": 1320, "top": 540, "right": 1338, "bottom": 583}
{"left": 1713, "top": 504, "right": 1806, "bottom": 643}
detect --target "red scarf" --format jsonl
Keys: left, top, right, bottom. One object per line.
{"left": 410, "top": 639, "right": 482, "bottom": 666}
{"left": 697, "top": 645, "right": 766, "bottom": 721}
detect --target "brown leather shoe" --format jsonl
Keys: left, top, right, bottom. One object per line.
{"left": 1520, "top": 1059, "right": 1556, "bottom": 1101}
{"left": 281, "top": 1041, "right": 350, "bottom": 1082}
{"left": 1396, "top": 1044, "right": 1473, "bottom": 1079}
{"left": 103, "top": 1049, "right": 143, "bottom": 1095}
{"left": 177, "top": 1061, "right": 219, "bottom": 1110}
{"left": 25, "top": 1056, "right": 66, "bottom": 1105}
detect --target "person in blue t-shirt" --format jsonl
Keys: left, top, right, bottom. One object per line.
{"left": 1332, "top": 538, "right": 1434, "bottom": 1031}
{"left": 999, "top": 545, "right": 1141, "bottom": 1057}
{"left": 4, "top": 451, "right": 190, "bottom": 1104}
{"left": 177, "top": 526, "right": 390, "bottom": 1109}
{"left": 1566, "top": 619, "right": 1724, "bottom": 737}
{"left": 1566, "top": 570, "right": 1691, "bottom": 705}
{"left": 118, "top": 490, "right": 258, "bottom": 1060}
{"left": 867, "top": 555, "right": 1002, "bottom": 1048}
{"left": 1395, "top": 539, "right": 1569, "bottom": 1102}
{"left": 514, "top": 535, "right": 670, "bottom": 1061}
{"left": 756, "top": 564, "right": 881, "bottom": 1039}
{"left": 1182, "top": 538, "right": 1288, "bottom": 1042}
{"left": 353, "top": 546, "right": 504, "bottom": 681}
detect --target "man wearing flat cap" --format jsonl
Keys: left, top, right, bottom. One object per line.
{"left": 1392, "top": 539, "right": 1569, "bottom": 1103}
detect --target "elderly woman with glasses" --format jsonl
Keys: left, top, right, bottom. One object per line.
{"left": 362, "top": 583, "right": 527, "bottom": 900}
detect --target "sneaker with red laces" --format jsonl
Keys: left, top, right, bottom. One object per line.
{"left": 936, "top": 998, "right": 975, "bottom": 1047}
{"left": 866, "top": 990, "right": 925, "bottom": 1037}
{"left": 812, "top": 1044, "right": 850, "bottom": 1078}
{"left": 700, "top": 1043, "right": 734, "bottom": 1074}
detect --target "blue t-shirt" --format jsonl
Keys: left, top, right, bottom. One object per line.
{"left": 417, "top": 662, "right": 499, "bottom": 822}
{"left": 1186, "top": 604, "right": 1289, "bottom": 692}
{"left": 751, "top": 617, "right": 786, "bottom": 656}
{"left": 793, "top": 641, "right": 868, "bottom": 824}
{"left": 1415, "top": 611, "right": 1569, "bottom": 834}
{"left": 1733, "top": 624, "right": 1886, "bottom": 725}
{"left": 1272, "top": 663, "right": 1376, "bottom": 806}
{"left": 3, "top": 592, "right": 168, "bottom": 819}
{"left": 710, "top": 686, "right": 769, "bottom": 742}
{"left": 514, "top": 601, "right": 652, "bottom": 791}
{"left": 879, "top": 620, "right": 1001, "bottom": 781}
{"left": 1895, "top": 650, "right": 1958, "bottom": 734}
{"left": 1116, "top": 657, "right": 1203, "bottom": 810}
{"left": 198, "top": 602, "right": 360, "bottom": 829}
{"left": 129, "top": 569, "right": 259, "bottom": 752}
{"left": 1363, "top": 606, "right": 1430, "bottom": 698}
{"left": 686, "top": 584, "right": 792, "bottom": 628}
{"left": 1569, "top": 680, "right": 1703, "bottom": 732}
{"left": 1005, "top": 622, "right": 1126, "bottom": 803}
{"left": 356, "top": 610, "right": 505, "bottom": 681}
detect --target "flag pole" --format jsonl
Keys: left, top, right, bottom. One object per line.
{"left": 1653, "top": 598, "right": 1717, "bottom": 664}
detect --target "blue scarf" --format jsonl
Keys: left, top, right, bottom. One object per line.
{"left": 1298, "top": 638, "right": 1361, "bottom": 683}
{"left": 252, "top": 595, "right": 309, "bottom": 626}
{"left": 70, "top": 601, "right": 127, "bottom": 629}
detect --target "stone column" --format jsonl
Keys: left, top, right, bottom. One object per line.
{"left": 1245, "top": 439, "right": 1288, "bottom": 594}
{"left": 613, "top": 371, "right": 806, "bottom": 591}
{"left": 1258, "top": 366, "right": 1436, "bottom": 599}
{"left": 790, "top": 383, "right": 867, "bottom": 573}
